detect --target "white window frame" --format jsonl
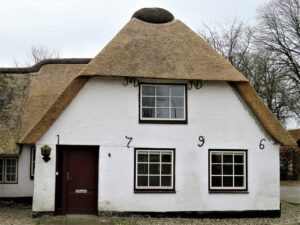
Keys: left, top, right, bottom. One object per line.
{"left": 2, "top": 157, "right": 18, "bottom": 184}
{"left": 135, "top": 149, "right": 175, "bottom": 191}
{"left": 139, "top": 84, "right": 186, "bottom": 122}
{"left": 0, "top": 158, "right": 4, "bottom": 183}
{"left": 30, "top": 146, "right": 36, "bottom": 179}
{"left": 209, "top": 150, "right": 247, "bottom": 191}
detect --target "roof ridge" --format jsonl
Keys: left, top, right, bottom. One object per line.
{"left": 0, "top": 58, "right": 92, "bottom": 74}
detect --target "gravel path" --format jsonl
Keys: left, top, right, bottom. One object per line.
{"left": 0, "top": 202, "right": 300, "bottom": 225}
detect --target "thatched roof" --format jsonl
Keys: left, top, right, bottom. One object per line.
{"left": 1, "top": 8, "right": 297, "bottom": 153}
{"left": 79, "top": 18, "right": 247, "bottom": 82}
{"left": 0, "top": 59, "right": 90, "bottom": 154}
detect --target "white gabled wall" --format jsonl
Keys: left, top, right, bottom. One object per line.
{"left": 0, "top": 146, "right": 34, "bottom": 197}
{"left": 33, "top": 77, "right": 280, "bottom": 212}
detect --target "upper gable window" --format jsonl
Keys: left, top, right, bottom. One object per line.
{"left": 139, "top": 84, "right": 187, "bottom": 123}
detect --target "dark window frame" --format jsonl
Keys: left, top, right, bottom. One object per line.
{"left": 134, "top": 148, "right": 176, "bottom": 193}
{"left": 139, "top": 83, "right": 188, "bottom": 124}
{"left": 30, "top": 146, "right": 36, "bottom": 180}
{"left": 0, "top": 156, "right": 18, "bottom": 184}
{"left": 208, "top": 149, "right": 248, "bottom": 193}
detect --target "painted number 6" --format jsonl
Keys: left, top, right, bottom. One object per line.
{"left": 259, "top": 139, "right": 266, "bottom": 150}
{"left": 198, "top": 136, "right": 205, "bottom": 148}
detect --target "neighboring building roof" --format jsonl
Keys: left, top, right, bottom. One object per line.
{"left": 289, "top": 129, "right": 300, "bottom": 142}
{"left": 0, "top": 59, "right": 91, "bottom": 154}
{"left": 0, "top": 8, "right": 297, "bottom": 154}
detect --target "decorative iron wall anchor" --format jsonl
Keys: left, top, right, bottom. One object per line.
{"left": 123, "top": 77, "right": 139, "bottom": 87}
{"left": 187, "top": 80, "right": 203, "bottom": 90}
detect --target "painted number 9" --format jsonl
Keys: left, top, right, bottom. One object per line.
{"left": 198, "top": 136, "right": 205, "bottom": 148}
{"left": 259, "top": 139, "right": 266, "bottom": 150}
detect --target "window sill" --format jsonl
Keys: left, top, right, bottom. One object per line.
{"left": 139, "top": 120, "right": 188, "bottom": 124}
{"left": 134, "top": 189, "right": 176, "bottom": 194}
{"left": 209, "top": 190, "right": 249, "bottom": 194}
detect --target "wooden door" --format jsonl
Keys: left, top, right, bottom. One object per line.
{"left": 56, "top": 145, "right": 98, "bottom": 215}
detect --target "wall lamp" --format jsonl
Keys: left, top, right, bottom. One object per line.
{"left": 41, "top": 145, "right": 52, "bottom": 162}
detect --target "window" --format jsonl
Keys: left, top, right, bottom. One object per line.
{"left": 30, "top": 146, "right": 36, "bottom": 179}
{"left": 209, "top": 150, "right": 247, "bottom": 192}
{"left": 135, "top": 148, "right": 175, "bottom": 192}
{"left": 0, "top": 157, "right": 18, "bottom": 184}
{"left": 140, "top": 84, "right": 187, "bottom": 123}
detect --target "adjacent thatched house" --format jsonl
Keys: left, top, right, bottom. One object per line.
{"left": 0, "top": 8, "right": 297, "bottom": 217}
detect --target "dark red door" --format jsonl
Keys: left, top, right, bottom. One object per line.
{"left": 58, "top": 146, "right": 98, "bottom": 214}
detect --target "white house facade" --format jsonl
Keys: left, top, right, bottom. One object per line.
{"left": 31, "top": 77, "right": 282, "bottom": 216}
{"left": 0, "top": 8, "right": 296, "bottom": 218}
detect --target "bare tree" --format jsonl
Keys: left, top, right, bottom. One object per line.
{"left": 255, "top": 0, "right": 300, "bottom": 89}
{"left": 25, "top": 45, "right": 60, "bottom": 66}
{"left": 199, "top": 18, "right": 300, "bottom": 125}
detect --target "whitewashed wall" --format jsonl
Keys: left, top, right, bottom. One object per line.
{"left": 0, "top": 146, "right": 34, "bottom": 197}
{"left": 33, "top": 77, "right": 280, "bottom": 212}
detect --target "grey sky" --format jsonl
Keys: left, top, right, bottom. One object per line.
{"left": 0, "top": 0, "right": 270, "bottom": 67}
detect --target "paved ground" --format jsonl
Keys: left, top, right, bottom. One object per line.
{"left": 281, "top": 181, "right": 300, "bottom": 204}
{"left": 0, "top": 182, "right": 299, "bottom": 225}
{"left": 0, "top": 202, "right": 300, "bottom": 225}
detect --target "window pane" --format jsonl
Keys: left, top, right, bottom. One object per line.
{"left": 234, "top": 165, "right": 244, "bottom": 175}
{"left": 137, "top": 176, "right": 148, "bottom": 186}
{"left": 149, "top": 154, "right": 160, "bottom": 162}
{"left": 157, "top": 97, "right": 169, "bottom": 107}
{"left": 157, "top": 108, "right": 170, "bottom": 118}
{"left": 171, "top": 97, "right": 184, "bottom": 107}
{"left": 138, "top": 154, "right": 148, "bottom": 162}
{"left": 161, "top": 176, "right": 172, "bottom": 187}
{"left": 156, "top": 86, "right": 169, "bottom": 96}
{"left": 161, "top": 164, "right": 171, "bottom": 175}
{"left": 212, "top": 153, "right": 221, "bottom": 163}
{"left": 211, "top": 165, "right": 221, "bottom": 175}
{"left": 223, "top": 154, "right": 233, "bottom": 163}
{"left": 142, "top": 86, "right": 155, "bottom": 96}
{"left": 149, "top": 164, "right": 160, "bottom": 174}
{"left": 234, "top": 154, "right": 244, "bottom": 163}
{"left": 234, "top": 176, "right": 244, "bottom": 187}
{"left": 142, "top": 108, "right": 155, "bottom": 118}
{"left": 171, "top": 86, "right": 184, "bottom": 96}
{"left": 162, "top": 154, "right": 171, "bottom": 162}
{"left": 223, "top": 176, "right": 233, "bottom": 187}
{"left": 149, "top": 176, "right": 160, "bottom": 186}
{"left": 223, "top": 165, "right": 233, "bottom": 175}
{"left": 142, "top": 97, "right": 155, "bottom": 107}
{"left": 171, "top": 108, "right": 184, "bottom": 119}
{"left": 7, "top": 174, "right": 16, "bottom": 182}
{"left": 211, "top": 176, "right": 222, "bottom": 187}
{"left": 138, "top": 164, "right": 148, "bottom": 174}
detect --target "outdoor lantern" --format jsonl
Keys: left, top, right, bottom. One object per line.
{"left": 41, "top": 145, "right": 52, "bottom": 162}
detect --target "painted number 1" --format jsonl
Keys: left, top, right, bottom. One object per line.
{"left": 198, "top": 136, "right": 205, "bottom": 148}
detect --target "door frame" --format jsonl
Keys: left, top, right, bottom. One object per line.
{"left": 55, "top": 145, "right": 99, "bottom": 215}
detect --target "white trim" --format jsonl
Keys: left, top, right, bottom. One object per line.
{"left": 135, "top": 149, "right": 174, "bottom": 190}
{"left": 4, "top": 157, "right": 18, "bottom": 184}
{"left": 140, "top": 84, "right": 186, "bottom": 121}
{"left": 209, "top": 151, "right": 246, "bottom": 190}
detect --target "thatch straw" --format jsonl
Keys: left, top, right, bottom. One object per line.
{"left": 0, "top": 58, "right": 91, "bottom": 74}
{"left": 232, "top": 82, "right": 297, "bottom": 146}
{"left": 79, "top": 18, "right": 247, "bottom": 82}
